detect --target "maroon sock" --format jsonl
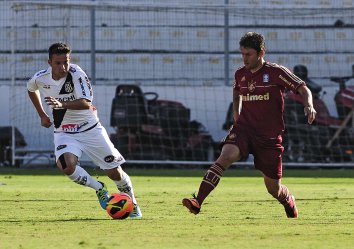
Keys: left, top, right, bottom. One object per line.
{"left": 277, "top": 185, "right": 291, "bottom": 205}
{"left": 196, "top": 163, "right": 225, "bottom": 205}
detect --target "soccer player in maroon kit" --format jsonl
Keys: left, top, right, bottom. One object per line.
{"left": 182, "top": 32, "right": 317, "bottom": 218}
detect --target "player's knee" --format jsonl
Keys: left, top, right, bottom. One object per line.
{"left": 221, "top": 144, "right": 242, "bottom": 162}
{"left": 57, "top": 154, "right": 76, "bottom": 175}
{"left": 106, "top": 167, "right": 123, "bottom": 181}
{"left": 218, "top": 150, "right": 240, "bottom": 166}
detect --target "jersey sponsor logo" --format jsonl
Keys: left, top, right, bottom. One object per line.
{"left": 248, "top": 80, "right": 256, "bottom": 92}
{"left": 279, "top": 75, "right": 295, "bottom": 89}
{"left": 263, "top": 74, "right": 269, "bottom": 83}
{"left": 43, "top": 84, "right": 51, "bottom": 89}
{"left": 56, "top": 95, "right": 76, "bottom": 102}
{"left": 62, "top": 124, "right": 80, "bottom": 132}
{"left": 61, "top": 121, "right": 89, "bottom": 132}
{"left": 242, "top": 92, "right": 270, "bottom": 101}
{"left": 56, "top": 144, "right": 67, "bottom": 150}
{"left": 79, "top": 77, "right": 87, "bottom": 96}
{"left": 85, "top": 76, "right": 93, "bottom": 96}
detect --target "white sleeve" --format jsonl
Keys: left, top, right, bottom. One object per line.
{"left": 27, "top": 75, "right": 39, "bottom": 92}
{"left": 71, "top": 66, "right": 93, "bottom": 102}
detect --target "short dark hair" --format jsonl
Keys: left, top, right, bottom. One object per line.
{"left": 239, "top": 32, "right": 265, "bottom": 53}
{"left": 48, "top": 42, "right": 71, "bottom": 59}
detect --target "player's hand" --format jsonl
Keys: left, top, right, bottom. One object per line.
{"left": 304, "top": 106, "right": 316, "bottom": 124}
{"left": 44, "top": 96, "right": 63, "bottom": 109}
{"left": 40, "top": 115, "right": 52, "bottom": 128}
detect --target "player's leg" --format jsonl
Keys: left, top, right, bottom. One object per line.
{"left": 253, "top": 135, "right": 298, "bottom": 218}
{"left": 182, "top": 143, "right": 242, "bottom": 214}
{"left": 54, "top": 133, "right": 109, "bottom": 209}
{"left": 82, "top": 123, "right": 142, "bottom": 218}
{"left": 105, "top": 166, "right": 142, "bottom": 218}
{"left": 105, "top": 166, "right": 137, "bottom": 204}
{"left": 263, "top": 175, "right": 298, "bottom": 218}
{"left": 182, "top": 126, "right": 249, "bottom": 215}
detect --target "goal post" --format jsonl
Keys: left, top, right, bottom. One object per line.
{"left": 8, "top": 1, "right": 354, "bottom": 166}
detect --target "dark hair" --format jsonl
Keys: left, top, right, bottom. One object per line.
{"left": 239, "top": 32, "right": 265, "bottom": 53}
{"left": 48, "top": 42, "right": 71, "bottom": 59}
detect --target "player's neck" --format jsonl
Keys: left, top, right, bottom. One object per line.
{"left": 52, "top": 73, "right": 67, "bottom": 81}
{"left": 250, "top": 60, "right": 265, "bottom": 73}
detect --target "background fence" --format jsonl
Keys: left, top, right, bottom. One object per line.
{"left": 1, "top": 0, "right": 353, "bottom": 166}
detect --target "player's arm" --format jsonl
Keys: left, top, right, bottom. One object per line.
{"left": 297, "top": 85, "right": 317, "bottom": 124}
{"left": 44, "top": 97, "right": 91, "bottom": 110}
{"left": 232, "top": 88, "right": 242, "bottom": 123}
{"left": 28, "top": 90, "right": 52, "bottom": 128}
{"left": 277, "top": 65, "right": 316, "bottom": 124}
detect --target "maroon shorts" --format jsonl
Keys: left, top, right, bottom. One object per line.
{"left": 220, "top": 126, "right": 284, "bottom": 179}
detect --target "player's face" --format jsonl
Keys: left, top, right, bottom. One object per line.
{"left": 240, "top": 46, "right": 264, "bottom": 72}
{"left": 48, "top": 53, "right": 70, "bottom": 80}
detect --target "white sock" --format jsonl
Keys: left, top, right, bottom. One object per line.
{"left": 114, "top": 171, "right": 137, "bottom": 204}
{"left": 68, "top": 165, "right": 102, "bottom": 191}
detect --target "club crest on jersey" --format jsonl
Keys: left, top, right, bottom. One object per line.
{"left": 59, "top": 74, "right": 74, "bottom": 94}
{"left": 248, "top": 80, "right": 256, "bottom": 92}
{"left": 263, "top": 74, "right": 269, "bottom": 83}
{"left": 64, "top": 82, "right": 73, "bottom": 93}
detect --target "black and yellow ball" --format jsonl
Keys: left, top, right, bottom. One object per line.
{"left": 106, "top": 193, "right": 134, "bottom": 219}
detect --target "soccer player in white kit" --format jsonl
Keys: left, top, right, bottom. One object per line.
{"left": 27, "top": 42, "right": 142, "bottom": 218}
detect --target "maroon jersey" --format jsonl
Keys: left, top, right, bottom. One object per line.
{"left": 234, "top": 61, "right": 305, "bottom": 138}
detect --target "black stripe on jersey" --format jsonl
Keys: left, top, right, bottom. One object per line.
{"left": 53, "top": 108, "right": 67, "bottom": 129}
{"left": 59, "top": 73, "right": 74, "bottom": 94}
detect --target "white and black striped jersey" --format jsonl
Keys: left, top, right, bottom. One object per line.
{"left": 27, "top": 64, "right": 98, "bottom": 133}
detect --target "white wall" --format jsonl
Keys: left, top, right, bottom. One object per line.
{"left": 6, "top": 85, "right": 231, "bottom": 146}
{"left": 2, "top": 82, "right": 341, "bottom": 150}
{"left": 0, "top": 85, "right": 10, "bottom": 126}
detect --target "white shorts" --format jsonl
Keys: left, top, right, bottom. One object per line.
{"left": 54, "top": 122, "right": 126, "bottom": 170}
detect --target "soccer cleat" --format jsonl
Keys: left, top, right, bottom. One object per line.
{"left": 130, "top": 203, "right": 143, "bottom": 219}
{"left": 283, "top": 195, "right": 298, "bottom": 218}
{"left": 182, "top": 195, "right": 201, "bottom": 215}
{"left": 96, "top": 181, "right": 110, "bottom": 210}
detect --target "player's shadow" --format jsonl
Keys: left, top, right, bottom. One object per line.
{"left": 228, "top": 197, "right": 354, "bottom": 203}
{"left": 0, "top": 218, "right": 109, "bottom": 223}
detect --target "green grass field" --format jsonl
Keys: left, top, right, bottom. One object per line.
{"left": 0, "top": 168, "right": 353, "bottom": 249}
